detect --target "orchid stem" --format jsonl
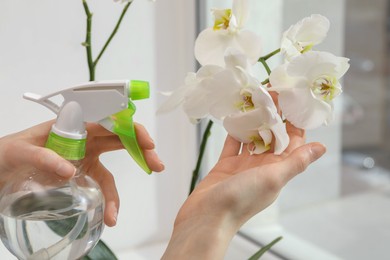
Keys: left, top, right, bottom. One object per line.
{"left": 189, "top": 120, "right": 214, "bottom": 195}
{"left": 259, "top": 58, "right": 271, "bottom": 76}
{"left": 94, "top": 2, "right": 132, "bottom": 67}
{"left": 259, "top": 48, "right": 281, "bottom": 61}
{"left": 261, "top": 78, "right": 270, "bottom": 85}
{"left": 258, "top": 48, "right": 281, "bottom": 78}
{"left": 82, "top": 0, "right": 94, "bottom": 81}
{"left": 82, "top": 0, "right": 132, "bottom": 81}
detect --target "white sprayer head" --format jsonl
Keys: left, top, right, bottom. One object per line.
{"left": 52, "top": 101, "right": 87, "bottom": 140}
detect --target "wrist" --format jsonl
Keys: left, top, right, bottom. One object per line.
{"left": 162, "top": 214, "right": 238, "bottom": 260}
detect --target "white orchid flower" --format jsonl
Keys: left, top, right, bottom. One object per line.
{"left": 158, "top": 48, "right": 255, "bottom": 122}
{"left": 223, "top": 86, "right": 289, "bottom": 155}
{"left": 281, "top": 14, "right": 330, "bottom": 61}
{"left": 197, "top": 48, "right": 262, "bottom": 120}
{"left": 157, "top": 65, "right": 223, "bottom": 121}
{"left": 269, "top": 51, "right": 350, "bottom": 129}
{"left": 194, "top": 0, "right": 262, "bottom": 66}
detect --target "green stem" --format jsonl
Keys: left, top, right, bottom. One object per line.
{"left": 247, "top": 236, "right": 283, "bottom": 260}
{"left": 258, "top": 48, "right": 281, "bottom": 61}
{"left": 82, "top": 0, "right": 94, "bottom": 81}
{"left": 261, "top": 78, "right": 269, "bottom": 85}
{"left": 189, "top": 120, "right": 214, "bottom": 195}
{"left": 93, "top": 2, "right": 132, "bottom": 68}
{"left": 259, "top": 58, "right": 271, "bottom": 76}
{"left": 258, "top": 48, "right": 281, "bottom": 78}
{"left": 258, "top": 48, "right": 280, "bottom": 80}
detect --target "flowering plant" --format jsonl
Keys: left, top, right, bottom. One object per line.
{"left": 80, "top": 0, "right": 135, "bottom": 259}
{"left": 159, "top": 0, "right": 350, "bottom": 192}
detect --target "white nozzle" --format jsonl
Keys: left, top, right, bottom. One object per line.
{"left": 52, "top": 101, "right": 87, "bottom": 140}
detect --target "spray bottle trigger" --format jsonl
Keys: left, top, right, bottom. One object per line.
{"left": 111, "top": 102, "right": 152, "bottom": 174}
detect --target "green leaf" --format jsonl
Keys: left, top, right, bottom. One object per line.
{"left": 45, "top": 214, "right": 88, "bottom": 239}
{"left": 247, "top": 236, "right": 283, "bottom": 260}
{"left": 82, "top": 240, "right": 118, "bottom": 260}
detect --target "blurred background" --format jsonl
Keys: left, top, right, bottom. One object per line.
{"left": 0, "top": 0, "right": 388, "bottom": 259}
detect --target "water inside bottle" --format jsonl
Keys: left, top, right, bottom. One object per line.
{"left": 0, "top": 187, "right": 104, "bottom": 260}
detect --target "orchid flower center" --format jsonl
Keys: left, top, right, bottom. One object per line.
{"left": 312, "top": 76, "right": 339, "bottom": 101}
{"left": 236, "top": 90, "right": 255, "bottom": 112}
{"left": 247, "top": 136, "right": 270, "bottom": 155}
{"left": 212, "top": 9, "right": 232, "bottom": 31}
{"left": 294, "top": 42, "right": 313, "bottom": 54}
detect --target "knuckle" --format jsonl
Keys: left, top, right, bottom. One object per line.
{"left": 295, "top": 154, "right": 309, "bottom": 173}
{"left": 1, "top": 142, "right": 18, "bottom": 166}
{"left": 32, "top": 148, "right": 50, "bottom": 168}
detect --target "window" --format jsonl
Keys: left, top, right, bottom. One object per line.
{"left": 200, "top": 0, "right": 390, "bottom": 259}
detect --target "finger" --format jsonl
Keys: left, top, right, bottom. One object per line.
{"left": 285, "top": 121, "right": 306, "bottom": 153}
{"left": 240, "top": 143, "right": 251, "bottom": 156}
{"left": 88, "top": 135, "right": 124, "bottom": 154}
{"left": 268, "top": 90, "right": 279, "bottom": 109}
{"left": 275, "top": 142, "right": 326, "bottom": 183}
{"left": 143, "top": 149, "right": 164, "bottom": 172}
{"left": 4, "top": 142, "right": 75, "bottom": 178}
{"left": 219, "top": 135, "right": 241, "bottom": 160}
{"left": 92, "top": 162, "right": 120, "bottom": 227}
{"left": 286, "top": 121, "right": 305, "bottom": 137}
{"left": 135, "top": 123, "right": 155, "bottom": 150}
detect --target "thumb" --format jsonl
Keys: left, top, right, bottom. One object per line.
{"left": 22, "top": 144, "right": 76, "bottom": 178}
{"left": 31, "top": 147, "right": 76, "bottom": 178}
{"left": 278, "top": 142, "right": 326, "bottom": 183}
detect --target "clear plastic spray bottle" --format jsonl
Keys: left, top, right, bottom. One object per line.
{"left": 0, "top": 80, "right": 150, "bottom": 259}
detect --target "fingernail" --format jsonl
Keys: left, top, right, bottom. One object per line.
{"left": 56, "top": 163, "right": 76, "bottom": 177}
{"left": 159, "top": 161, "right": 165, "bottom": 171}
{"left": 310, "top": 144, "right": 326, "bottom": 160}
{"left": 113, "top": 210, "right": 118, "bottom": 224}
{"left": 111, "top": 203, "right": 118, "bottom": 225}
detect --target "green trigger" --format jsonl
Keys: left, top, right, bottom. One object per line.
{"left": 112, "top": 102, "right": 151, "bottom": 174}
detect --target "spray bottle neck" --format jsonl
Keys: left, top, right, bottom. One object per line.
{"left": 45, "top": 101, "right": 87, "bottom": 162}
{"left": 45, "top": 132, "right": 86, "bottom": 161}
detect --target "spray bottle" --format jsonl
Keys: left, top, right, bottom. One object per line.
{"left": 0, "top": 80, "right": 151, "bottom": 260}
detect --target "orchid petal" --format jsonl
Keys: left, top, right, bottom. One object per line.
{"left": 183, "top": 88, "right": 213, "bottom": 119}
{"left": 223, "top": 109, "right": 265, "bottom": 142}
{"left": 279, "top": 86, "right": 332, "bottom": 129}
{"left": 156, "top": 86, "right": 189, "bottom": 114}
{"left": 234, "top": 31, "right": 262, "bottom": 65}
{"left": 281, "top": 14, "right": 330, "bottom": 60}
{"left": 232, "top": 0, "right": 249, "bottom": 28}
{"left": 196, "top": 64, "right": 224, "bottom": 79}
{"left": 294, "top": 14, "right": 330, "bottom": 45}
{"left": 223, "top": 107, "right": 288, "bottom": 155}
{"left": 210, "top": 92, "right": 242, "bottom": 119}
{"left": 287, "top": 51, "right": 350, "bottom": 81}
{"left": 250, "top": 139, "right": 270, "bottom": 155}
{"left": 195, "top": 29, "right": 233, "bottom": 66}
{"left": 194, "top": 29, "right": 261, "bottom": 66}
{"left": 251, "top": 85, "right": 276, "bottom": 111}
{"left": 157, "top": 72, "right": 198, "bottom": 114}
{"left": 259, "top": 129, "right": 272, "bottom": 147}
{"left": 269, "top": 64, "right": 297, "bottom": 91}
{"left": 224, "top": 48, "right": 250, "bottom": 70}
{"left": 269, "top": 116, "right": 290, "bottom": 155}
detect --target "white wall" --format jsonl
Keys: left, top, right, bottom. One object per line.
{"left": 0, "top": 0, "right": 197, "bottom": 258}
